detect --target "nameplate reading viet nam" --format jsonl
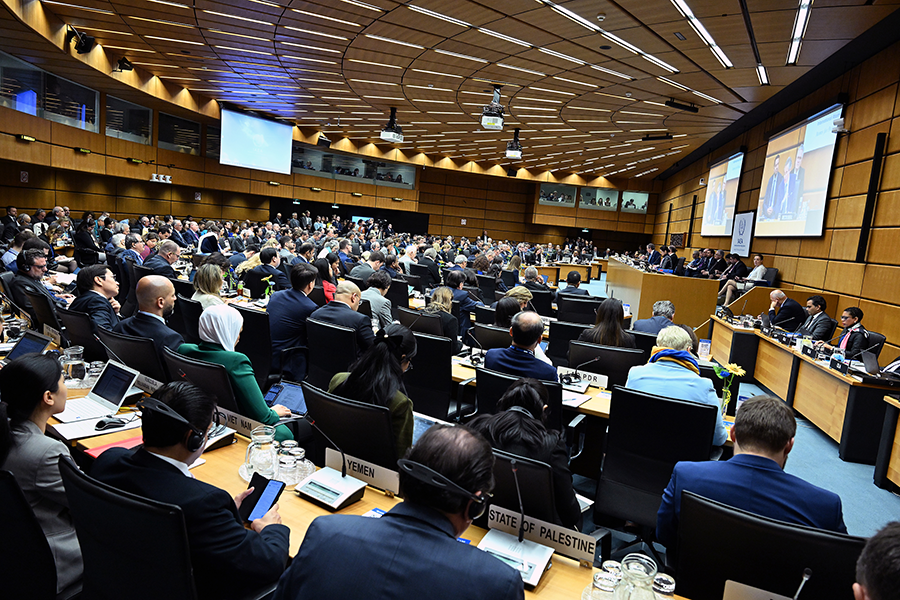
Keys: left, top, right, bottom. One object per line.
{"left": 487, "top": 504, "right": 596, "bottom": 564}
{"left": 325, "top": 448, "right": 400, "bottom": 495}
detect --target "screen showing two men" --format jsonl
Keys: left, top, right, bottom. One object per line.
{"left": 701, "top": 153, "right": 745, "bottom": 237}
{"left": 755, "top": 105, "right": 843, "bottom": 237}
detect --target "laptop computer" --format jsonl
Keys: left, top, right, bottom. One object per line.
{"left": 0, "top": 330, "right": 52, "bottom": 366}
{"left": 263, "top": 381, "right": 308, "bottom": 415}
{"left": 855, "top": 350, "right": 900, "bottom": 383}
{"left": 723, "top": 580, "right": 791, "bottom": 600}
{"left": 412, "top": 412, "right": 450, "bottom": 445}
{"left": 56, "top": 361, "right": 141, "bottom": 423}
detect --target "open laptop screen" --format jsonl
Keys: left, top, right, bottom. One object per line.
{"left": 91, "top": 362, "right": 138, "bottom": 410}
{"left": 7, "top": 331, "right": 52, "bottom": 361}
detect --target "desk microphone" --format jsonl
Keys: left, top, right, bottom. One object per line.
{"left": 93, "top": 334, "right": 126, "bottom": 364}
{"left": 510, "top": 459, "right": 526, "bottom": 543}
{"left": 562, "top": 355, "right": 603, "bottom": 385}
{"left": 739, "top": 297, "right": 748, "bottom": 316}
{"left": 792, "top": 568, "right": 812, "bottom": 600}
{"left": 0, "top": 290, "right": 33, "bottom": 329}
{"left": 303, "top": 413, "right": 348, "bottom": 478}
{"left": 468, "top": 330, "right": 486, "bottom": 366}
{"left": 844, "top": 342, "right": 881, "bottom": 362}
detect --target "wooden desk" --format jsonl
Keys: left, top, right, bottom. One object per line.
{"left": 534, "top": 265, "right": 560, "bottom": 286}
{"left": 554, "top": 263, "right": 591, "bottom": 283}
{"left": 606, "top": 260, "right": 719, "bottom": 338}
{"left": 875, "top": 395, "right": 900, "bottom": 491}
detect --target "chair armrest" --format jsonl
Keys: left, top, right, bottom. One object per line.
{"left": 456, "top": 376, "right": 476, "bottom": 422}
{"left": 566, "top": 413, "right": 588, "bottom": 462}
{"left": 279, "top": 346, "right": 309, "bottom": 381}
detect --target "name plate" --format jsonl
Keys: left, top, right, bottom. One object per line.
{"left": 761, "top": 327, "right": 772, "bottom": 336}
{"left": 801, "top": 345, "right": 816, "bottom": 359}
{"left": 829, "top": 357, "right": 849, "bottom": 375}
{"left": 135, "top": 373, "right": 163, "bottom": 393}
{"left": 43, "top": 324, "right": 61, "bottom": 346}
{"left": 557, "top": 366, "right": 606, "bottom": 389}
{"left": 326, "top": 448, "right": 399, "bottom": 495}
{"left": 487, "top": 505, "right": 596, "bottom": 564}
{"left": 213, "top": 406, "right": 266, "bottom": 437}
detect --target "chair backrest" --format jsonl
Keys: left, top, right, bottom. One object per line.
{"left": 241, "top": 268, "right": 267, "bottom": 299}
{"left": 677, "top": 491, "right": 867, "bottom": 600}
{"left": 358, "top": 297, "right": 372, "bottom": 318}
{"left": 463, "top": 285, "right": 483, "bottom": 302}
{"left": 133, "top": 264, "right": 155, "bottom": 284}
{"left": 162, "top": 347, "right": 240, "bottom": 413}
{"left": 568, "top": 341, "right": 646, "bottom": 389}
{"left": 868, "top": 331, "right": 887, "bottom": 358}
{"left": 385, "top": 278, "right": 410, "bottom": 319}
{"left": 57, "top": 306, "right": 106, "bottom": 361}
{"left": 546, "top": 320, "right": 590, "bottom": 366}
{"left": 490, "top": 449, "right": 559, "bottom": 525}
{"left": 473, "top": 304, "right": 496, "bottom": 324}
{"left": 176, "top": 293, "right": 202, "bottom": 344}
{"left": 345, "top": 274, "right": 367, "bottom": 291}
{"left": 494, "top": 290, "right": 506, "bottom": 302}
{"left": 476, "top": 273, "right": 496, "bottom": 300}
{"left": 763, "top": 267, "right": 779, "bottom": 287}
{"left": 404, "top": 331, "right": 453, "bottom": 420}
{"left": 22, "top": 288, "right": 63, "bottom": 334}
{"left": 0, "top": 270, "right": 18, "bottom": 314}
{"left": 474, "top": 367, "right": 563, "bottom": 431}
{"left": 408, "top": 262, "right": 430, "bottom": 285}
{"left": 698, "top": 363, "right": 725, "bottom": 397}
{"left": 171, "top": 277, "right": 194, "bottom": 299}
{"left": 595, "top": 386, "right": 716, "bottom": 527}
{"left": 556, "top": 295, "right": 603, "bottom": 324}
{"left": 674, "top": 256, "right": 686, "bottom": 276}
{"left": 472, "top": 323, "right": 512, "bottom": 351}
{"left": 629, "top": 329, "right": 658, "bottom": 360}
{"left": 232, "top": 304, "right": 273, "bottom": 391}
{"left": 58, "top": 456, "right": 198, "bottom": 600}
{"left": 308, "top": 285, "right": 327, "bottom": 307}
{"left": 826, "top": 318, "right": 838, "bottom": 341}
{"left": 301, "top": 382, "right": 397, "bottom": 470}
{"left": 529, "top": 289, "right": 554, "bottom": 317}
{"left": 0, "top": 470, "right": 57, "bottom": 600}
{"left": 500, "top": 269, "right": 518, "bottom": 288}
{"left": 403, "top": 273, "right": 423, "bottom": 293}
{"left": 397, "top": 306, "right": 443, "bottom": 336}
{"left": 97, "top": 326, "right": 168, "bottom": 382}
{"left": 305, "top": 318, "right": 358, "bottom": 389}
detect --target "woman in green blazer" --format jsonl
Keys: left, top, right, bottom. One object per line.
{"left": 178, "top": 304, "right": 293, "bottom": 442}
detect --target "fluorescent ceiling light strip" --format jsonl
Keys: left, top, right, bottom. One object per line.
{"left": 202, "top": 10, "right": 273, "bottom": 25}
{"left": 692, "top": 90, "right": 721, "bottom": 103}
{"left": 284, "top": 27, "right": 348, "bottom": 40}
{"left": 412, "top": 69, "right": 463, "bottom": 78}
{"left": 407, "top": 5, "right": 470, "bottom": 27}
{"left": 498, "top": 63, "right": 546, "bottom": 76}
{"left": 641, "top": 53, "right": 679, "bottom": 73}
{"left": 339, "top": 0, "right": 382, "bottom": 11}
{"left": 207, "top": 30, "right": 270, "bottom": 42}
{"left": 600, "top": 31, "right": 640, "bottom": 54}
{"left": 128, "top": 16, "right": 193, "bottom": 28}
{"left": 146, "top": 35, "right": 205, "bottom": 45}
{"left": 283, "top": 56, "right": 338, "bottom": 65}
{"left": 530, "top": 87, "right": 575, "bottom": 96}
{"left": 590, "top": 65, "right": 632, "bottom": 80}
{"left": 538, "top": 48, "right": 584, "bottom": 65}
{"left": 42, "top": 0, "right": 115, "bottom": 12}
{"left": 291, "top": 10, "right": 361, "bottom": 27}
{"left": 281, "top": 42, "right": 341, "bottom": 53}
{"left": 365, "top": 34, "right": 423, "bottom": 49}
{"left": 553, "top": 76, "right": 597, "bottom": 88}
{"left": 349, "top": 59, "right": 403, "bottom": 69}
{"left": 478, "top": 28, "right": 531, "bottom": 48}
{"left": 757, "top": 64, "right": 769, "bottom": 85}
{"left": 433, "top": 49, "right": 487, "bottom": 63}
{"left": 658, "top": 76, "right": 689, "bottom": 91}
{"left": 349, "top": 79, "right": 397, "bottom": 85}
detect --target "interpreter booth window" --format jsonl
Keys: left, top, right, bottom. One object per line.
{"left": 158, "top": 112, "right": 201, "bottom": 155}
{"left": 206, "top": 126, "right": 221, "bottom": 159}
{"left": 538, "top": 183, "right": 577, "bottom": 207}
{"left": 106, "top": 96, "right": 151, "bottom": 145}
{"left": 291, "top": 144, "right": 416, "bottom": 189}
{"left": 43, "top": 74, "right": 99, "bottom": 133}
{"left": 579, "top": 187, "right": 619, "bottom": 211}
{"left": 620, "top": 191, "right": 649, "bottom": 214}
{"left": 292, "top": 143, "right": 327, "bottom": 175}
{"left": 0, "top": 51, "right": 42, "bottom": 117}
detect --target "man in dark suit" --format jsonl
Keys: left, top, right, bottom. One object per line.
{"left": 170, "top": 220, "right": 189, "bottom": 247}
{"left": 484, "top": 311, "right": 558, "bottom": 382}
{"left": 702, "top": 249, "right": 727, "bottom": 278}
{"left": 762, "top": 154, "right": 785, "bottom": 220}
{"left": 418, "top": 247, "right": 442, "bottom": 289}
{"left": 656, "top": 395, "right": 847, "bottom": 550}
{"left": 10, "top": 248, "right": 73, "bottom": 325}
{"left": 93, "top": 382, "right": 290, "bottom": 600}
{"left": 646, "top": 243, "right": 661, "bottom": 266}
{"left": 558, "top": 270, "right": 589, "bottom": 296}
{"left": 796, "top": 294, "right": 832, "bottom": 341}
{"left": 142, "top": 240, "right": 179, "bottom": 278}
{"left": 229, "top": 244, "right": 258, "bottom": 270}
{"left": 1, "top": 205, "right": 16, "bottom": 228}
{"left": 309, "top": 281, "right": 374, "bottom": 354}
{"left": 632, "top": 300, "right": 675, "bottom": 335}
{"left": 768, "top": 290, "right": 805, "bottom": 332}
{"left": 445, "top": 270, "right": 483, "bottom": 343}
{"left": 273, "top": 424, "right": 524, "bottom": 600}
{"left": 268, "top": 263, "right": 319, "bottom": 377}
{"left": 114, "top": 275, "right": 183, "bottom": 360}
{"left": 69, "top": 264, "right": 120, "bottom": 332}
{"left": 521, "top": 266, "right": 555, "bottom": 301}
{"left": 248, "top": 248, "right": 289, "bottom": 292}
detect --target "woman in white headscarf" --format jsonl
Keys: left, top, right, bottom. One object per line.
{"left": 178, "top": 304, "right": 293, "bottom": 441}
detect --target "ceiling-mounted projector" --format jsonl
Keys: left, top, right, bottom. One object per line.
{"left": 482, "top": 85, "right": 505, "bottom": 131}
{"left": 506, "top": 127, "right": 522, "bottom": 159}
{"left": 380, "top": 107, "right": 403, "bottom": 143}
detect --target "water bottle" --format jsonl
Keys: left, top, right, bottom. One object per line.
{"left": 293, "top": 448, "right": 316, "bottom": 484}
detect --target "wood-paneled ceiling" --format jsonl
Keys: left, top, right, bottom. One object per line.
{"left": 6, "top": 0, "right": 900, "bottom": 178}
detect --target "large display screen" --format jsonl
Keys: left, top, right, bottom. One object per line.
{"left": 220, "top": 108, "right": 293, "bottom": 175}
{"left": 620, "top": 191, "right": 648, "bottom": 214}
{"left": 701, "top": 152, "right": 744, "bottom": 237}
{"left": 755, "top": 104, "right": 843, "bottom": 237}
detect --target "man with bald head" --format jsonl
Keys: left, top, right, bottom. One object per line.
{"left": 484, "top": 311, "right": 558, "bottom": 382}
{"left": 114, "top": 275, "right": 183, "bottom": 360}
{"left": 308, "top": 281, "right": 374, "bottom": 354}
{"left": 767, "top": 289, "right": 805, "bottom": 332}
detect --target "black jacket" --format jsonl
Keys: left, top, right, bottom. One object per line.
{"left": 249, "top": 264, "right": 289, "bottom": 291}
{"left": 114, "top": 312, "right": 184, "bottom": 362}
{"left": 417, "top": 256, "right": 441, "bottom": 288}
{"left": 69, "top": 291, "right": 118, "bottom": 332}
{"left": 309, "top": 300, "right": 375, "bottom": 355}
{"left": 769, "top": 297, "right": 806, "bottom": 332}
{"left": 143, "top": 254, "right": 177, "bottom": 279}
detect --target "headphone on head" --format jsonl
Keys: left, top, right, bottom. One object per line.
{"left": 506, "top": 405, "right": 536, "bottom": 419}
{"left": 137, "top": 397, "right": 207, "bottom": 453}
{"left": 397, "top": 459, "right": 490, "bottom": 520}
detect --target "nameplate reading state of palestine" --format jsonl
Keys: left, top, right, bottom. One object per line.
{"left": 487, "top": 505, "right": 595, "bottom": 563}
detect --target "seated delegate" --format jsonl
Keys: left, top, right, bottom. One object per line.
{"left": 578, "top": 297, "right": 635, "bottom": 348}
{"left": 421, "top": 286, "right": 460, "bottom": 354}
{"left": 719, "top": 253, "right": 767, "bottom": 306}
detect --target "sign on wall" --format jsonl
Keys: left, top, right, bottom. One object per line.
{"left": 730, "top": 211, "right": 755, "bottom": 257}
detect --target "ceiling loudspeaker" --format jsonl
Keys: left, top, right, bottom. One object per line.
{"left": 316, "top": 133, "right": 331, "bottom": 148}
{"left": 699, "top": 178, "right": 706, "bottom": 186}
{"left": 506, "top": 167, "right": 518, "bottom": 177}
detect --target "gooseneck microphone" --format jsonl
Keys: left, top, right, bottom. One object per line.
{"left": 564, "top": 355, "right": 603, "bottom": 385}
{"left": 468, "top": 329, "right": 486, "bottom": 366}
{"left": 844, "top": 342, "right": 881, "bottom": 362}
{"left": 793, "top": 568, "right": 812, "bottom": 600}
{"left": 510, "top": 459, "right": 526, "bottom": 543}
{"left": 304, "top": 414, "right": 348, "bottom": 478}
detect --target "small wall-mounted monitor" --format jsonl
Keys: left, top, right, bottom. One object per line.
{"left": 579, "top": 187, "right": 619, "bottom": 211}
{"left": 701, "top": 151, "right": 745, "bottom": 237}
{"left": 220, "top": 108, "right": 293, "bottom": 175}
{"left": 620, "top": 191, "right": 649, "bottom": 214}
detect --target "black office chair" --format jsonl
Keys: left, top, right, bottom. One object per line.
{"left": 825, "top": 317, "right": 838, "bottom": 341}
{"left": 171, "top": 277, "right": 194, "bottom": 299}
{"left": 673, "top": 256, "right": 686, "bottom": 276}
{"left": 119, "top": 257, "right": 139, "bottom": 317}
{"left": 676, "top": 491, "right": 867, "bottom": 600}
{"left": 345, "top": 274, "right": 367, "bottom": 291}
{"left": 0, "top": 470, "right": 62, "bottom": 600}
{"left": 386, "top": 278, "right": 410, "bottom": 319}
{"left": 242, "top": 269, "right": 267, "bottom": 299}
{"left": 57, "top": 306, "right": 106, "bottom": 361}
{"left": 97, "top": 326, "right": 169, "bottom": 383}
{"left": 73, "top": 245, "right": 99, "bottom": 267}
{"left": 462, "top": 285, "right": 483, "bottom": 302}
{"left": 134, "top": 264, "right": 155, "bottom": 284}
{"left": 404, "top": 331, "right": 455, "bottom": 420}
{"left": 529, "top": 289, "right": 554, "bottom": 317}
{"left": 0, "top": 270, "right": 19, "bottom": 315}
{"left": 408, "top": 263, "right": 432, "bottom": 288}
{"left": 472, "top": 323, "right": 512, "bottom": 351}
{"left": 762, "top": 267, "right": 779, "bottom": 287}
{"left": 698, "top": 363, "right": 725, "bottom": 398}
{"left": 473, "top": 304, "right": 496, "bottom": 325}
{"left": 546, "top": 321, "right": 590, "bottom": 367}
{"left": 176, "top": 293, "right": 203, "bottom": 344}
{"left": 301, "top": 382, "right": 397, "bottom": 470}
{"left": 489, "top": 449, "right": 561, "bottom": 527}
{"left": 500, "top": 269, "right": 518, "bottom": 289}
{"left": 568, "top": 341, "right": 646, "bottom": 389}
{"left": 397, "top": 306, "right": 443, "bottom": 336}
{"left": 308, "top": 285, "right": 327, "bottom": 307}
{"left": 357, "top": 297, "right": 372, "bottom": 319}
{"left": 162, "top": 346, "right": 241, "bottom": 413}
{"left": 476, "top": 273, "right": 496, "bottom": 301}
{"left": 629, "top": 329, "right": 658, "bottom": 361}
{"left": 494, "top": 290, "right": 506, "bottom": 303}
{"left": 557, "top": 295, "right": 603, "bottom": 325}
{"left": 233, "top": 304, "right": 276, "bottom": 392}
{"left": 594, "top": 386, "right": 717, "bottom": 561}
{"left": 465, "top": 367, "right": 563, "bottom": 432}
{"left": 22, "top": 289, "right": 65, "bottom": 338}
{"left": 867, "top": 331, "right": 887, "bottom": 358}
{"left": 403, "top": 273, "right": 424, "bottom": 294}
{"left": 305, "top": 318, "right": 358, "bottom": 389}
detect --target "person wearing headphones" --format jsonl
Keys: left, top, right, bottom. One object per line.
{"left": 92, "top": 382, "right": 290, "bottom": 600}
{"left": 273, "top": 425, "right": 524, "bottom": 600}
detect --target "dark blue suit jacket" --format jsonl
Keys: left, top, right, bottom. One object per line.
{"left": 92, "top": 448, "right": 290, "bottom": 600}
{"left": 656, "top": 454, "right": 847, "bottom": 549}
{"left": 113, "top": 312, "right": 184, "bottom": 362}
{"left": 272, "top": 502, "right": 523, "bottom": 600}
{"left": 631, "top": 315, "right": 672, "bottom": 335}
{"left": 484, "top": 346, "right": 558, "bottom": 382}
{"left": 250, "top": 264, "right": 289, "bottom": 291}
{"left": 309, "top": 300, "right": 375, "bottom": 354}
{"left": 451, "top": 287, "right": 483, "bottom": 341}
{"left": 143, "top": 253, "right": 177, "bottom": 278}
{"left": 769, "top": 297, "right": 806, "bottom": 332}
{"left": 648, "top": 250, "right": 661, "bottom": 265}
{"left": 267, "top": 288, "right": 318, "bottom": 374}
{"left": 69, "top": 291, "right": 119, "bottom": 333}
{"left": 171, "top": 229, "right": 189, "bottom": 247}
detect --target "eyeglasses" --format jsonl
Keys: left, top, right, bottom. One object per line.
{"left": 840, "top": 315, "right": 852, "bottom": 320}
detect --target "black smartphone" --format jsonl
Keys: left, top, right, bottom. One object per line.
{"left": 238, "top": 472, "right": 286, "bottom": 522}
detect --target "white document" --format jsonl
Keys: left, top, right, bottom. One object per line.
{"left": 50, "top": 416, "right": 142, "bottom": 441}
{"left": 562, "top": 391, "right": 591, "bottom": 408}
{"left": 477, "top": 529, "right": 553, "bottom": 588}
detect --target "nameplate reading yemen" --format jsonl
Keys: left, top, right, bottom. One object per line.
{"left": 487, "top": 505, "right": 595, "bottom": 563}
{"left": 325, "top": 448, "right": 400, "bottom": 495}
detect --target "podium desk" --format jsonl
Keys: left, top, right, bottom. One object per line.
{"left": 554, "top": 263, "right": 591, "bottom": 283}
{"left": 875, "top": 395, "right": 900, "bottom": 491}
{"left": 535, "top": 265, "right": 561, "bottom": 286}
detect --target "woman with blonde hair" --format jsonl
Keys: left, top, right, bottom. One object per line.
{"left": 192, "top": 263, "right": 227, "bottom": 310}
{"left": 424, "top": 286, "right": 460, "bottom": 353}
